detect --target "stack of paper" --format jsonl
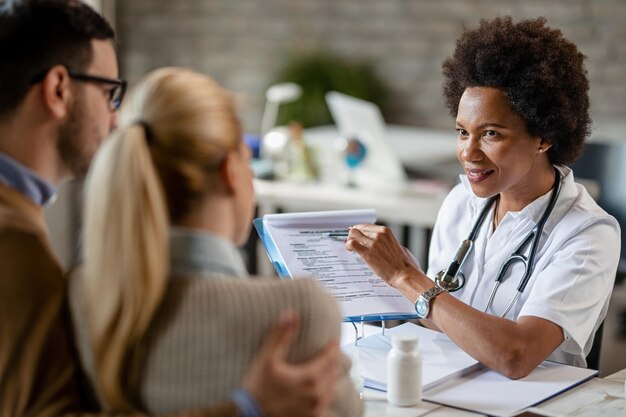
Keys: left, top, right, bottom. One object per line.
{"left": 424, "top": 362, "right": 597, "bottom": 416}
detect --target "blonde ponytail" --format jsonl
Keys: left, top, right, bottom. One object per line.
{"left": 81, "top": 67, "right": 243, "bottom": 410}
{"left": 82, "top": 124, "right": 169, "bottom": 410}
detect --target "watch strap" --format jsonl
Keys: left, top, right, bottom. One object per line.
{"left": 415, "top": 285, "right": 447, "bottom": 318}
{"left": 422, "top": 285, "right": 446, "bottom": 302}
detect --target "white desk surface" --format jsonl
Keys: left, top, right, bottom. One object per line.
{"left": 341, "top": 324, "right": 626, "bottom": 417}
{"left": 254, "top": 179, "right": 448, "bottom": 229}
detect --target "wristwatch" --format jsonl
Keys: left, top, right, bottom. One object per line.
{"left": 414, "top": 285, "right": 446, "bottom": 318}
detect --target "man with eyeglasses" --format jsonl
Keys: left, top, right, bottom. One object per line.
{"left": 0, "top": 1, "right": 339, "bottom": 417}
{"left": 31, "top": 67, "right": 128, "bottom": 110}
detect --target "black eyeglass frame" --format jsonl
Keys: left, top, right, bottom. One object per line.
{"left": 66, "top": 69, "right": 127, "bottom": 111}
{"left": 30, "top": 67, "right": 127, "bottom": 111}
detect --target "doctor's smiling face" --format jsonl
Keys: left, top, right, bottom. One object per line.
{"left": 455, "top": 87, "right": 553, "bottom": 202}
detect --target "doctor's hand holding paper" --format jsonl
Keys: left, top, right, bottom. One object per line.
{"left": 346, "top": 17, "right": 621, "bottom": 379}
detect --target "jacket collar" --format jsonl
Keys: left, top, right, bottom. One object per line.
{"left": 459, "top": 165, "right": 578, "bottom": 233}
{"left": 0, "top": 153, "right": 57, "bottom": 206}
{"left": 169, "top": 227, "right": 248, "bottom": 278}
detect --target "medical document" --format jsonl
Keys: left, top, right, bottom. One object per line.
{"left": 424, "top": 360, "right": 597, "bottom": 417}
{"left": 255, "top": 209, "right": 416, "bottom": 319}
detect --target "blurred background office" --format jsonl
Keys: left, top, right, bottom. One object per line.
{"left": 48, "top": 0, "right": 626, "bottom": 374}
{"left": 116, "top": 0, "right": 625, "bottom": 136}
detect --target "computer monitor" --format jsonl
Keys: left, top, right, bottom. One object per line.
{"left": 326, "top": 91, "right": 408, "bottom": 189}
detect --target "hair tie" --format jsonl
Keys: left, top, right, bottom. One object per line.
{"left": 136, "top": 120, "right": 155, "bottom": 145}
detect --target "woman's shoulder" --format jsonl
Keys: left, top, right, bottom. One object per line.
{"left": 163, "top": 276, "right": 342, "bottom": 348}
{"left": 145, "top": 276, "right": 357, "bottom": 414}
{"left": 547, "top": 176, "right": 621, "bottom": 252}
{"left": 563, "top": 179, "right": 620, "bottom": 232}
{"left": 170, "top": 275, "right": 336, "bottom": 310}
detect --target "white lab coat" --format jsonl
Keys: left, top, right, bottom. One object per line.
{"left": 426, "top": 166, "right": 621, "bottom": 367}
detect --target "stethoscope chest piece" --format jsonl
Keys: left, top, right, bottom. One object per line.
{"left": 435, "top": 269, "right": 465, "bottom": 292}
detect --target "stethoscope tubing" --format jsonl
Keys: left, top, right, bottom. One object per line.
{"left": 437, "top": 167, "right": 562, "bottom": 317}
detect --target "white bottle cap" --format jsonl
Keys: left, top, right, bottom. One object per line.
{"left": 392, "top": 335, "right": 418, "bottom": 351}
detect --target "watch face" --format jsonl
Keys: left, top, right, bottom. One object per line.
{"left": 415, "top": 297, "right": 429, "bottom": 318}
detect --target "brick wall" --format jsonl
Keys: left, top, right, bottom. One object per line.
{"left": 118, "top": 0, "right": 626, "bottom": 138}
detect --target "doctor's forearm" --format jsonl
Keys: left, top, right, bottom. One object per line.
{"left": 395, "top": 274, "right": 563, "bottom": 379}
{"left": 431, "top": 296, "right": 541, "bottom": 378}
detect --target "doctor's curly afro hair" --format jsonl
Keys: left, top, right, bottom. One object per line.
{"left": 442, "top": 17, "right": 590, "bottom": 165}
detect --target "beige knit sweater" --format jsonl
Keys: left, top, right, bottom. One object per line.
{"left": 70, "top": 275, "right": 363, "bottom": 416}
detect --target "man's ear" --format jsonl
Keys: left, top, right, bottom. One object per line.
{"left": 40, "top": 65, "right": 73, "bottom": 120}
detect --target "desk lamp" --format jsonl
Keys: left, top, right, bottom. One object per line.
{"left": 260, "top": 82, "right": 302, "bottom": 165}
{"left": 260, "top": 82, "right": 302, "bottom": 135}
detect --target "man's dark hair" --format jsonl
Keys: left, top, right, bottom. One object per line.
{"left": 0, "top": 0, "right": 114, "bottom": 118}
{"left": 442, "top": 17, "right": 591, "bottom": 165}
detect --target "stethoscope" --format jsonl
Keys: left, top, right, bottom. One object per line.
{"left": 435, "top": 167, "right": 562, "bottom": 317}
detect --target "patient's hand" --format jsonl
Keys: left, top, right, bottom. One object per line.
{"left": 243, "top": 311, "right": 340, "bottom": 417}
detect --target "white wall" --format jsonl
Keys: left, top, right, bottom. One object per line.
{"left": 82, "top": 0, "right": 101, "bottom": 12}
{"left": 82, "top": 1, "right": 116, "bottom": 28}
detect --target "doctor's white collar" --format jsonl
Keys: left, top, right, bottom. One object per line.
{"left": 458, "top": 165, "right": 577, "bottom": 231}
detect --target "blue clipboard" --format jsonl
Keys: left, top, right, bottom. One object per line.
{"left": 253, "top": 218, "right": 290, "bottom": 279}
{"left": 253, "top": 217, "right": 419, "bottom": 323}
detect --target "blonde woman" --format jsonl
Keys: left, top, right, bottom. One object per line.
{"left": 70, "top": 68, "right": 362, "bottom": 416}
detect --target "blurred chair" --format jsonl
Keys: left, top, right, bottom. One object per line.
{"left": 571, "top": 140, "right": 626, "bottom": 369}
{"left": 570, "top": 140, "right": 626, "bottom": 283}
{"left": 585, "top": 322, "right": 604, "bottom": 370}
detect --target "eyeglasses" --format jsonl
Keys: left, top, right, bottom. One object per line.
{"left": 31, "top": 67, "right": 127, "bottom": 111}
{"left": 66, "top": 69, "right": 127, "bottom": 111}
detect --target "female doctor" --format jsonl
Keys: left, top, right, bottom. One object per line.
{"left": 346, "top": 17, "right": 621, "bottom": 379}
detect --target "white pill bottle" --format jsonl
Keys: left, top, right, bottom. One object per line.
{"left": 387, "top": 335, "right": 422, "bottom": 407}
